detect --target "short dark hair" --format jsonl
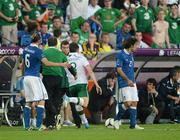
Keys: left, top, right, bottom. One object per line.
{"left": 101, "top": 32, "right": 109, "bottom": 38}
{"left": 40, "top": 22, "right": 48, "bottom": 27}
{"left": 69, "top": 43, "right": 79, "bottom": 52}
{"left": 71, "top": 32, "right": 79, "bottom": 36}
{"left": 48, "top": 37, "right": 57, "bottom": 47}
{"left": 27, "top": 21, "right": 37, "bottom": 33}
{"left": 52, "top": 16, "right": 61, "bottom": 22}
{"left": 105, "top": 71, "right": 116, "bottom": 79}
{"left": 146, "top": 78, "right": 157, "bottom": 87}
{"left": 61, "top": 40, "right": 69, "bottom": 48}
{"left": 170, "top": 3, "right": 179, "bottom": 8}
{"left": 169, "top": 65, "right": 180, "bottom": 78}
{"left": 122, "top": 37, "right": 138, "bottom": 49}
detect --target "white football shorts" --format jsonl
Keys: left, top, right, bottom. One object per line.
{"left": 118, "top": 84, "right": 139, "bottom": 102}
{"left": 24, "top": 76, "right": 48, "bottom": 102}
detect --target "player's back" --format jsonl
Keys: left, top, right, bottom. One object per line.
{"left": 68, "top": 53, "right": 89, "bottom": 86}
{"left": 23, "top": 44, "right": 43, "bottom": 77}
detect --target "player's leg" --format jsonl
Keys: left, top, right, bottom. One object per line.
{"left": 114, "top": 88, "right": 130, "bottom": 129}
{"left": 23, "top": 102, "right": 32, "bottom": 130}
{"left": 64, "top": 84, "right": 88, "bottom": 107}
{"left": 128, "top": 85, "right": 144, "bottom": 129}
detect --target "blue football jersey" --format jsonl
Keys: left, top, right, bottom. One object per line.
{"left": 23, "top": 44, "right": 44, "bottom": 77}
{"left": 116, "top": 49, "right": 135, "bottom": 88}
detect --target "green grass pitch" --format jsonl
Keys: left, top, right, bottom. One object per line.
{"left": 0, "top": 124, "right": 180, "bottom": 140}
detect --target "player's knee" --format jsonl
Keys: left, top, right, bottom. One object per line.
{"left": 83, "top": 98, "right": 89, "bottom": 108}
{"left": 124, "top": 102, "right": 132, "bottom": 108}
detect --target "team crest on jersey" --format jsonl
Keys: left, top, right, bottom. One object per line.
{"left": 57, "top": 10, "right": 60, "bottom": 14}
{"left": 106, "top": 15, "right": 111, "bottom": 20}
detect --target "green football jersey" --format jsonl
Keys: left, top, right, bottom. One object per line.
{"left": 42, "top": 47, "right": 67, "bottom": 77}
{"left": 28, "top": 4, "right": 43, "bottom": 20}
{"left": 133, "top": 6, "right": 155, "bottom": 33}
{"left": 70, "top": 16, "right": 85, "bottom": 32}
{"left": 95, "top": 8, "right": 121, "bottom": 33}
{"left": 75, "top": 28, "right": 89, "bottom": 45}
{"left": 166, "top": 16, "right": 180, "bottom": 44}
{"left": 0, "top": 0, "right": 18, "bottom": 25}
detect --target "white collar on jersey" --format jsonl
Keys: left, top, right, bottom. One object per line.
{"left": 124, "top": 49, "right": 130, "bottom": 55}
{"left": 30, "top": 43, "right": 39, "bottom": 48}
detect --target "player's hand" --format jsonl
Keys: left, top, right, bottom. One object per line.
{"left": 96, "top": 85, "right": 102, "bottom": 95}
{"left": 6, "top": 17, "right": 14, "bottom": 22}
{"left": 127, "top": 79, "right": 134, "bottom": 87}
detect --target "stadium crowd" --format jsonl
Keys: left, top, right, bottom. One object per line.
{"left": 0, "top": 0, "right": 180, "bottom": 130}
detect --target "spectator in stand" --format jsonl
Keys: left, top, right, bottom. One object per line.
{"left": 91, "top": 0, "right": 126, "bottom": 48}
{"left": 88, "top": 71, "right": 116, "bottom": 124}
{"left": 158, "top": 66, "right": 180, "bottom": 123}
{"left": 16, "top": 0, "right": 31, "bottom": 30}
{"left": 68, "top": 0, "right": 88, "bottom": 32}
{"left": 99, "top": 32, "right": 113, "bottom": 52}
{"left": 116, "top": 22, "right": 132, "bottom": 50}
{"left": 87, "top": 0, "right": 102, "bottom": 39}
{"left": 138, "top": 78, "right": 162, "bottom": 124}
{"left": 166, "top": 3, "right": 180, "bottom": 49}
{"left": 153, "top": 0, "right": 170, "bottom": 19}
{"left": 69, "top": 0, "right": 88, "bottom": 20}
{"left": 0, "top": 0, "right": 19, "bottom": 45}
{"left": 46, "top": 3, "right": 64, "bottom": 30}
{"left": 40, "top": 22, "right": 52, "bottom": 47}
{"left": 48, "top": 1, "right": 64, "bottom": 20}
{"left": 149, "top": 0, "right": 158, "bottom": 8}
{"left": 87, "top": 0, "right": 101, "bottom": 19}
{"left": 75, "top": 21, "right": 91, "bottom": 45}
{"left": 135, "top": 31, "right": 150, "bottom": 48}
{"left": 24, "top": 0, "right": 48, "bottom": 24}
{"left": 132, "top": 0, "right": 155, "bottom": 46}
{"left": 70, "top": 32, "right": 83, "bottom": 52}
{"left": 49, "top": 16, "right": 62, "bottom": 33}
{"left": 82, "top": 33, "right": 100, "bottom": 60}
{"left": 166, "top": 0, "right": 179, "bottom": 6}
{"left": 152, "top": 10, "right": 170, "bottom": 48}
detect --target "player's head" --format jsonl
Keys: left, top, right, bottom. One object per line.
{"left": 169, "top": 65, "right": 180, "bottom": 82}
{"left": 31, "top": 32, "right": 41, "bottom": 44}
{"left": 61, "top": 40, "right": 69, "bottom": 55}
{"left": 123, "top": 37, "right": 139, "bottom": 52}
{"left": 27, "top": 21, "right": 37, "bottom": 33}
{"left": 146, "top": 78, "right": 157, "bottom": 90}
{"left": 71, "top": 32, "right": 80, "bottom": 43}
{"left": 48, "top": 37, "right": 58, "bottom": 47}
{"left": 69, "top": 42, "right": 79, "bottom": 53}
